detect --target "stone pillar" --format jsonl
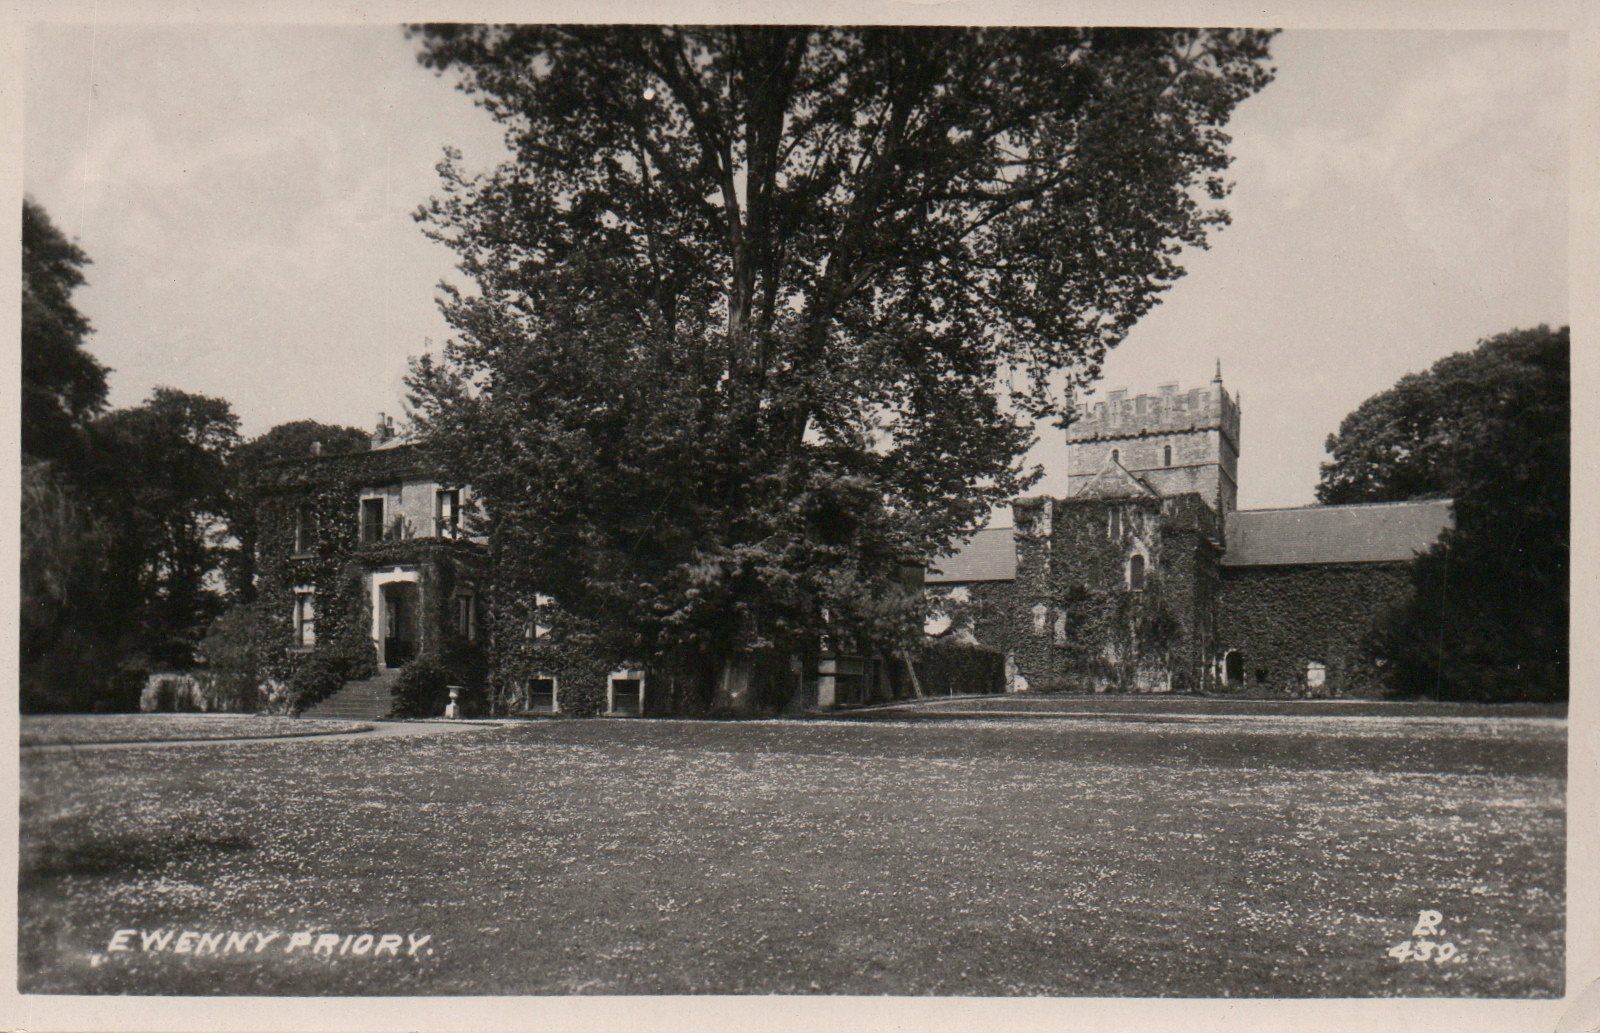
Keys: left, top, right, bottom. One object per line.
{"left": 815, "top": 656, "right": 839, "bottom": 710}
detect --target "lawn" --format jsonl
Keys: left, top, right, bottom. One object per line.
{"left": 18, "top": 704, "right": 1564, "bottom": 997}
{"left": 21, "top": 714, "right": 371, "bottom": 747}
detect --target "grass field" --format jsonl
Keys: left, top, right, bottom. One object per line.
{"left": 18, "top": 700, "right": 1565, "bottom": 996}
{"left": 21, "top": 714, "right": 371, "bottom": 747}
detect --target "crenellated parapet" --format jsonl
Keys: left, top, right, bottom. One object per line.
{"left": 1069, "top": 379, "right": 1240, "bottom": 453}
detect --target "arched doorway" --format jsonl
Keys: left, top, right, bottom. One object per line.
{"left": 1223, "top": 649, "right": 1243, "bottom": 688}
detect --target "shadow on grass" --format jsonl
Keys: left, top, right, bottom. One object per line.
{"left": 21, "top": 831, "right": 255, "bottom": 885}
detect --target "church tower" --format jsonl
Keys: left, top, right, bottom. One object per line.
{"left": 1065, "top": 365, "right": 1241, "bottom": 516}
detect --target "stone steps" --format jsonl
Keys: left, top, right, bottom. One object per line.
{"left": 302, "top": 670, "right": 403, "bottom": 721}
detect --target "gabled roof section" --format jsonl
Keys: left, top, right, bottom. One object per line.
{"left": 1072, "top": 456, "right": 1161, "bottom": 501}
{"left": 926, "top": 526, "right": 1017, "bottom": 584}
{"left": 1223, "top": 499, "right": 1454, "bottom": 567}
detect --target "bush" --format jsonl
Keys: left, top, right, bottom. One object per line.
{"left": 916, "top": 638, "right": 1006, "bottom": 697}
{"left": 140, "top": 671, "right": 211, "bottom": 712}
{"left": 198, "top": 605, "right": 264, "bottom": 712}
{"left": 391, "top": 648, "right": 488, "bottom": 718}
{"left": 287, "top": 638, "right": 377, "bottom": 714}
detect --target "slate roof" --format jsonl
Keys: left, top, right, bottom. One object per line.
{"left": 926, "top": 526, "right": 1017, "bottom": 584}
{"left": 1222, "top": 499, "right": 1454, "bottom": 567}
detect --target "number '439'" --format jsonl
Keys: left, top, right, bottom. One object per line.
{"left": 1388, "top": 939, "right": 1460, "bottom": 963}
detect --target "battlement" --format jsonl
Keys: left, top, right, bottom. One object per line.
{"left": 1069, "top": 379, "right": 1240, "bottom": 452}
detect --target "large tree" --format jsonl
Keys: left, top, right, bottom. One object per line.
{"left": 1319, "top": 326, "right": 1569, "bottom": 701}
{"left": 22, "top": 198, "right": 109, "bottom": 469}
{"left": 406, "top": 26, "right": 1277, "bottom": 708}
{"left": 87, "top": 388, "right": 243, "bottom": 670}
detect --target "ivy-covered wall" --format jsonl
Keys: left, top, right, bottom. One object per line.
{"left": 1216, "top": 562, "right": 1412, "bottom": 696}
{"left": 483, "top": 587, "right": 639, "bottom": 717}
{"left": 252, "top": 445, "right": 484, "bottom": 711}
{"left": 932, "top": 491, "right": 1220, "bottom": 693}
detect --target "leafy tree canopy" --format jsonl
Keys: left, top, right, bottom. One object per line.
{"left": 87, "top": 388, "right": 242, "bottom": 669}
{"left": 1318, "top": 326, "right": 1567, "bottom": 508}
{"left": 1331, "top": 326, "right": 1570, "bottom": 701}
{"left": 405, "top": 26, "right": 1277, "bottom": 687}
{"left": 22, "top": 198, "right": 109, "bottom": 469}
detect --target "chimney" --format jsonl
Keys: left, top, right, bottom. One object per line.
{"left": 371, "top": 412, "right": 391, "bottom": 449}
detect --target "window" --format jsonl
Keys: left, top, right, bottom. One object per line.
{"left": 293, "top": 504, "right": 317, "bottom": 554}
{"left": 526, "top": 593, "right": 553, "bottom": 640}
{"left": 608, "top": 671, "right": 645, "bottom": 715}
{"left": 436, "top": 488, "right": 461, "bottom": 538}
{"left": 1031, "top": 602, "right": 1048, "bottom": 635}
{"left": 454, "top": 591, "right": 476, "bottom": 640}
{"left": 526, "top": 677, "right": 558, "bottom": 713}
{"left": 293, "top": 588, "right": 316, "bottom": 647}
{"left": 1052, "top": 610, "right": 1067, "bottom": 645}
{"left": 1111, "top": 448, "right": 1120, "bottom": 463}
{"left": 1305, "top": 661, "right": 1327, "bottom": 689}
{"left": 1128, "top": 554, "right": 1147, "bottom": 591}
{"left": 360, "top": 497, "right": 385, "bottom": 544}
{"left": 1163, "top": 445, "right": 1172, "bottom": 467}
{"left": 1108, "top": 507, "right": 1122, "bottom": 540}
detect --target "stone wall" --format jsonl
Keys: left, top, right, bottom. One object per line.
{"left": 1067, "top": 381, "right": 1241, "bottom": 514}
{"left": 936, "top": 491, "right": 1220, "bottom": 693}
{"left": 1216, "top": 562, "right": 1413, "bottom": 695}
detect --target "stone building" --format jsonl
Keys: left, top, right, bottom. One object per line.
{"left": 927, "top": 370, "right": 1452, "bottom": 697}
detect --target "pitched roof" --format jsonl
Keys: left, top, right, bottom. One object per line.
{"left": 926, "top": 526, "right": 1017, "bottom": 583}
{"left": 1072, "top": 456, "right": 1161, "bottom": 500}
{"left": 1222, "top": 499, "right": 1454, "bottom": 567}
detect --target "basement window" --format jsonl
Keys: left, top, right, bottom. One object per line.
{"left": 526, "top": 677, "right": 558, "bottom": 714}
{"left": 608, "top": 671, "right": 645, "bottom": 716}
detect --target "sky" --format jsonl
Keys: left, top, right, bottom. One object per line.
{"left": 23, "top": 25, "right": 1568, "bottom": 511}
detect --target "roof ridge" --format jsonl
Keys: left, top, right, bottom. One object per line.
{"left": 1236, "top": 497, "right": 1453, "bottom": 515}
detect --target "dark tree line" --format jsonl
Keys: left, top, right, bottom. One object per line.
{"left": 19, "top": 198, "right": 368, "bottom": 711}
{"left": 1318, "top": 325, "right": 1569, "bottom": 702}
